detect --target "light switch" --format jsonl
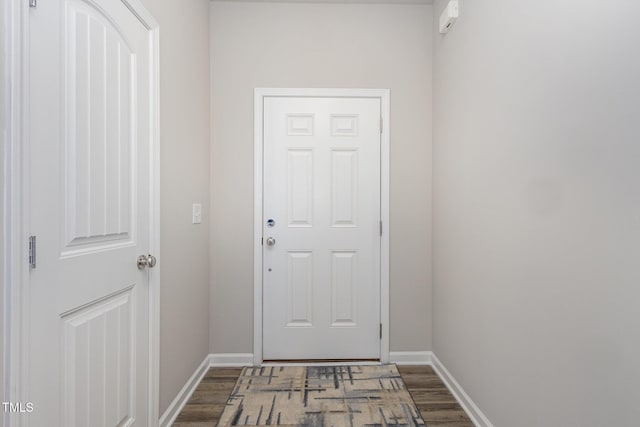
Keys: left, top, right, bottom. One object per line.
{"left": 192, "top": 203, "right": 202, "bottom": 224}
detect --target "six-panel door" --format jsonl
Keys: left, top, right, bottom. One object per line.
{"left": 263, "top": 97, "right": 382, "bottom": 360}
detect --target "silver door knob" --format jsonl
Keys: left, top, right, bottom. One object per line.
{"left": 137, "top": 254, "right": 157, "bottom": 270}
{"left": 265, "top": 237, "right": 276, "bottom": 246}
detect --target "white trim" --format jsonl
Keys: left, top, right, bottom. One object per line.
{"left": 253, "top": 90, "right": 264, "bottom": 366}
{"left": 121, "top": 0, "right": 158, "bottom": 29}
{"left": 255, "top": 87, "right": 393, "bottom": 99}
{"left": 379, "top": 91, "right": 390, "bottom": 364}
{"left": 119, "top": 1, "right": 161, "bottom": 424}
{"left": 3, "top": 1, "right": 161, "bottom": 425}
{"left": 140, "top": 3, "right": 161, "bottom": 424}
{"left": 158, "top": 354, "right": 211, "bottom": 427}
{"left": 210, "top": 353, "right": 255, "bottom": 367}
{"left": 253, "top": 88, "right": 391, "bottom": 365}
{"left": 430, "top": 353, "right": 494, "bottom": 427}
{"left": 389, "top": 351, "right": 432, "bottom": 365}
{"left": 4, "top": 1, "right": 30, "bottom": 426}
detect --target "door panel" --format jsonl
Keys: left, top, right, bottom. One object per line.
{"left": 64, "top": 1, "right": 134, "bottom": 250}
{"left": 287, "top": 149, "right": 313, "bottom": 227}
{"left": 28, "top": 0, "right": 153, "bottom": 425}
{"left": 331, "top": 250, "right": 357, "bottom": 326}
{"left": 331, "top": 149, "right": 358, "bottom": 227}
{"left": 263, "top": 97, "right": 381, "bottom": 360}
{"left": 62, "top": 288, "right": 134, "bottom": 426}
{"left": 286, "top": 251, "right": 313, "bottom": 327}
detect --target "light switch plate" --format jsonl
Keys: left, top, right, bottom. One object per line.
{"left": 192, "top": 203, "right": 202, "bottom": 224}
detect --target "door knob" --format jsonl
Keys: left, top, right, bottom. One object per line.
{"left": 137, "top": 254, "right": 157, "bottom": 270}
{"left": 265, "top": 237, "right": 276, "bottom": 246}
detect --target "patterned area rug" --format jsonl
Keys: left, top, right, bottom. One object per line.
{"left": 216, "top": 364, "right": 426, "bottom": 426}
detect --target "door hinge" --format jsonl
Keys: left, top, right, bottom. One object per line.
{"left": 380, "top": 117, "right": 383, "bottom": 134}
{"left": 28, "top": 236, "right": 37, "bottom": 269}
{"left": 379, "top": 221, "right": 383, "bottom": 236}
{"left": 380, "top": 323, "right": 383, "bottom": 339}
{"left": 29, "top": 0, "right": 37, "bottom": 7}
{"left": 261, "top": 237, "right": 264, "bottom": 246}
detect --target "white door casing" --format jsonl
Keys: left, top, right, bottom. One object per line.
{"left": 5, "top": 0, "right": 161, "bottom": 425}
{"left": 254, "top": 89, "right": 390, "bottom": 363}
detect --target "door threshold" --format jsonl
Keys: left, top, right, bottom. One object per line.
{"left": 261, "top": 358, "right": 381, "bottom": 366}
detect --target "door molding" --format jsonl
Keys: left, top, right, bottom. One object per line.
{"left": 2, "top": 0, "right": 161, "bottom": 425}
{"left": 253, "top": 88, "right": 390, "bottom": 365}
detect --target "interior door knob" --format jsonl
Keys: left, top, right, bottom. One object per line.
{"left": 265, "top": 237, "right": 276, "bottom": 246}
{"left": 137, "top": 254, "right": 157, "bottom": 270}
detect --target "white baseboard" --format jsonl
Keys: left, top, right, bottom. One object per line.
{"left": 430, "top": 353, "right": 494, "bottom": 427}
{"left": 210, "top": 352, "right": 254, "bottom": 367}
{"left": 389, "top": 351, "right": 433, "bottom": 365}
{"left": 159, "top": 354, "right": 211, "bottom": 427}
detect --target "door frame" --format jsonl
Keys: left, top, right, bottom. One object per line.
{"left": 253, "top": 88, "right": 390, "bottom": 365}
{"left": 2, "top": 0, "right": 161, "bottom": 425}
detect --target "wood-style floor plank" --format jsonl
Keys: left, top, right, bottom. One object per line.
{"left": 398, "top": 366, "right": 475, "bottom": 427}
{"left": 173, "top": 368, "right": 242, "bottom": 426}
{"left": 173, "top": 365, "right": 473, "bottom": 426}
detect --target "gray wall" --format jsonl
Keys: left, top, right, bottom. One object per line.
{"left": 432, "top": 1, "right": 640, "bottom": 426}
{"left": 210, "top": 1, "right": 433, "bottom": 354}
{"left": 138, "top": 0, "right": 211, "bottom": 415}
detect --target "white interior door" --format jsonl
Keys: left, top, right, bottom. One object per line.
{"left": 263, "top": 96, "right": 381, "bottom": 360}
{"left": 28, "top": 0, "right": 155, "bottom": 425}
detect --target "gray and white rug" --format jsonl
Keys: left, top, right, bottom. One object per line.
{"left": 216, "top": 364, "right": 425, "bottom": 426}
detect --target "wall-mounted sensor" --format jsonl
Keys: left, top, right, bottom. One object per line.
{"left": 439, "top": 0, "right": 459, "bottom": 34}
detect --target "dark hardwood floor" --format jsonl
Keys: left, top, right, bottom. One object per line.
{"left": 398, "top": 366, "right": 474, "bottom": 427}
{"left": 173, "top": 365, "right": 473, "bottom": 426}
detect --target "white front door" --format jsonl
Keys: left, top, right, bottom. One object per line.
{"left": 262, "top": 96, "right": 381, "bottom": 360}
{"left": 28, "top": 0, "right": 155, "bottom": 425}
